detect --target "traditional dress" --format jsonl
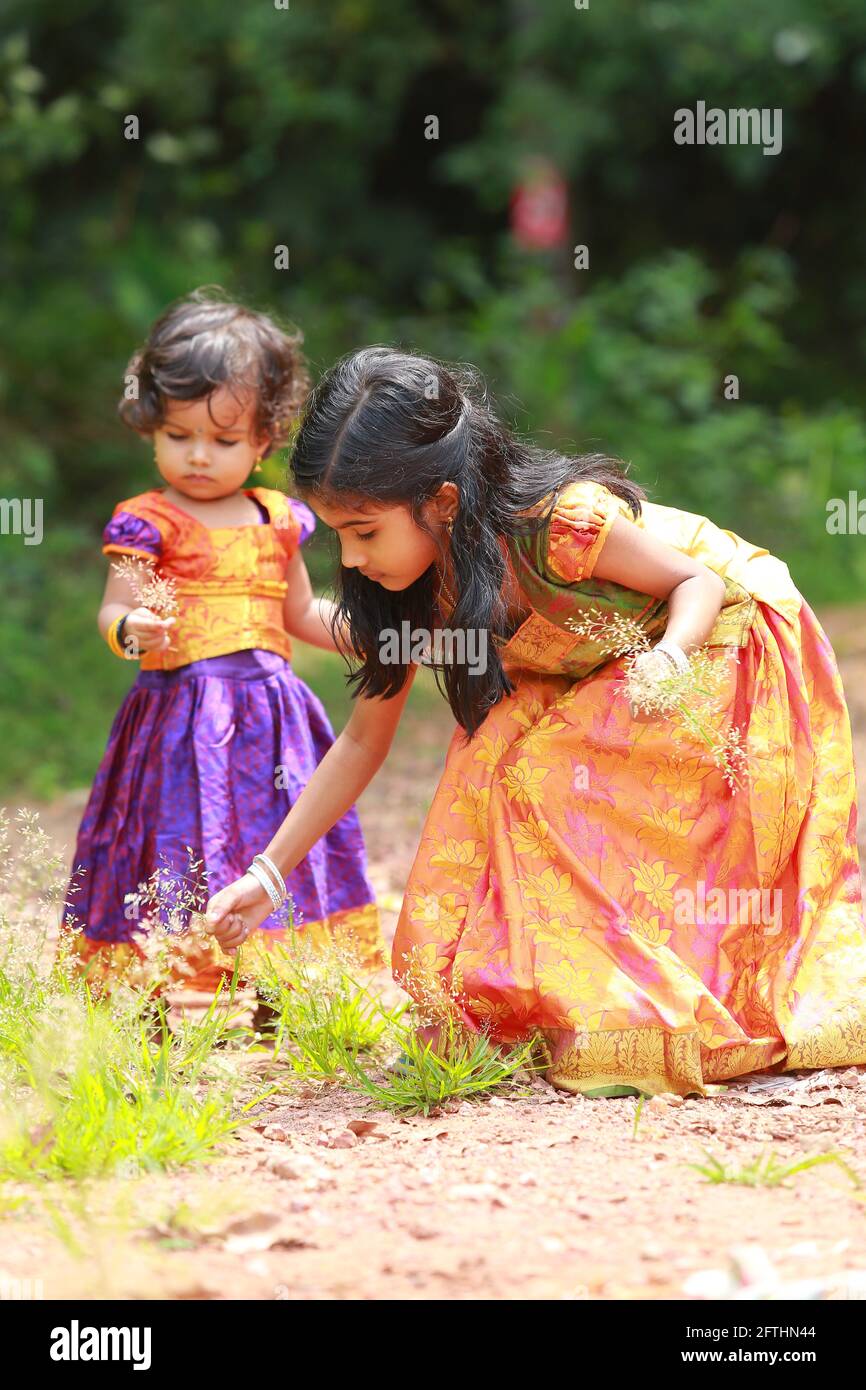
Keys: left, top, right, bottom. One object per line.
{"left": 393, "top": 479, "right": 866, "bottom": 1096}
{"left": 61, "top": 486, "right": 383, "bottom": 989}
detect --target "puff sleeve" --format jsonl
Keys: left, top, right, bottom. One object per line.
{"left": 544, "top": 480, "right": 632, "bottom": 584}
{"left": 102, "top": 502, "right": 163, "bottom": 561}
{"left": 290, "top": 499, "right": 316, "bottom": 547}
{"left": 272, "top": 493, "right": 317, "bottom": 558}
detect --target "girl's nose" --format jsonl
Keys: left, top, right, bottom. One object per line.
{"left": 188, "top": 438, "right": 209, "bottom": 464}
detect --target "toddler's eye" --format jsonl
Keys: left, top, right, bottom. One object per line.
{"left": 216, "top": 439, "right": 239, "bottom": 448}
{"left": 166, "top": 432, "right": 188, "bottom": 441}
{"left": 357, "top": 531, "right": 375, "bottom": 541}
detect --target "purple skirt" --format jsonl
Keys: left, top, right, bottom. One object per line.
{"left": 62, "top": 649, "right": 378, "bottom": 945}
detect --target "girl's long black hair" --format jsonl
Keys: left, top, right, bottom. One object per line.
{"left": 290, "top": 346, "right": 644, "bottom": 741}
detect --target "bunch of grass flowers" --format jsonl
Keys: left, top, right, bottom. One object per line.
{"left": 395, "top": 941, "right": 475, "bottom": 1043}
{"left": 115, "top": 849, "right": 232, "bottom": 995}
{"left": 566, "top": 609, "right": 750, "bottom": 791}
{"left": 110, "top": 555, "right": 180, "bottom": 621}
{"left": 0, "top": 808, "right": 76, "bottom": 989}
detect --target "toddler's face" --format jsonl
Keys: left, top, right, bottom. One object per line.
{"left": 152, "top": 387, "right": 269, "bottom": 499}
{"left": 308, "top": 486, "right": 457, "bottom": 591}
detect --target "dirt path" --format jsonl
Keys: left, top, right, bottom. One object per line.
{"left": 4, "top": 609, "right": 866, "bottom": 1301}
{"left": 3, "top": 1064, "right": 866, "bottom": 1301}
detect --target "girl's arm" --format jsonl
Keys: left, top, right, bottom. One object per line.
{"left": 98, "top": 558, "right": 175, "bottom": 655}
{"left": 204, "top": 663, "right": 418, "bottom": 948}
{"left": 593, "top": 514, "right": 726, "bottom": 651}
{"left": 282, "top": 550, "right": 356, "bottom": 656}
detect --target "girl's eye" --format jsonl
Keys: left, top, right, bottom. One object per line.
{"left": 164, "top": 432, "right": 238, "bottom": 446}
{"left": 357, "top": 531, "right": 375, "bottom": 541}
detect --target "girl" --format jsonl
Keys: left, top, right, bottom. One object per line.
{"left": 204, "top": 345, "right": 866, "bottom": 1097}
{"left": 61, "top": 293, "right": 384, "bottom": 992}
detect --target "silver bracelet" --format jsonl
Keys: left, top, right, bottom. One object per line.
{"left": 654, "top": 639, "right": 689, "bottom": 674}
{"left": 247, "top": 860, "right": 283, "bottom": 912}
{"left": 252, "top": 852, "right": 287, "bottom": 902}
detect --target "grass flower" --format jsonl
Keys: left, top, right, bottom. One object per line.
{"left": 110, "top": 555, "right": 179, "bottom": 620}
{"left": 0, "top": 812, "right": 264, "bottom": 1181}
{"left": 566, "top": 609, "right": 750, "bottom": 791}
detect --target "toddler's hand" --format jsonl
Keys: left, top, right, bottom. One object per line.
{"left": 204, "top": 872, "right": 274, "bottom": 953}
{"left": 122, "top": 607, "right": 176, "bottom": 655}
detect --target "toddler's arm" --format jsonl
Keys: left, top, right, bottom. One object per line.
{"left": 98, "top": 558, "right": 175, "bottom": 656}
{"left": 282, "top": 550, "right": 357, "bottom": 657}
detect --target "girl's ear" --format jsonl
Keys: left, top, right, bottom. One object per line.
{"left": 429, "top": 480, "right": 459, "bottom": 523}
{"left": 252, "top": 436, "right": 272, "bottom": 473}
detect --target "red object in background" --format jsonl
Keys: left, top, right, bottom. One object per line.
{"left": 510, "top": 161, "right": 568, "bottom": 249}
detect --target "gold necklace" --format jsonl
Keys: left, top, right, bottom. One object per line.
{"left": 436, "top": 521, "right": 457, "bottom": 612}
{"left": 436, "top": 527, "right": 528, "bottom": 638}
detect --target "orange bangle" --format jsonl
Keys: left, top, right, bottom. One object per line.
{"left": 106, "top": 614, "right": 133, "bottom": 659}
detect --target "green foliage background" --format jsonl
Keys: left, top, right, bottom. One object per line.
{"left": 1, "top": 1, "right": 865, "bottom": 794}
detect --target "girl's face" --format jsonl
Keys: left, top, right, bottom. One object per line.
{"left": 308, "top": 484, "right": 458, "bottom": 590}
{"left": 152, "top": 387, "right": 269, "bottom": 499}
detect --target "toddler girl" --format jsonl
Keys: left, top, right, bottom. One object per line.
{"left": 61, "top": 293, "right": 384, "bottom": 991}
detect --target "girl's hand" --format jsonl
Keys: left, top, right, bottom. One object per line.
{"left": 204, "top": 872, "right": 274, "bottom": 952}
{"left": 627, "top": 647, "right": 680, "bottom": 720}
{"left": 123, "top": 607, "right": 176, "bottom": 654}
{"left": 631, "top": 646, "right": 678, "bottom": 684}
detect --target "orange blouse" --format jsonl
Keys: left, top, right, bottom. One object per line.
{"left": 102, "top": 487, "right": 314, "bottom": 671}
{"left": 544, "top": 480, "right": 801, "bottom": 623}
{"left": 439, "top": 479, "right": 803, "bottom": 684}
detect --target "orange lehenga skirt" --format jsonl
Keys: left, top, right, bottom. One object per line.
{"left": 392, "top": 600, "right": 866, "bottom": 1096}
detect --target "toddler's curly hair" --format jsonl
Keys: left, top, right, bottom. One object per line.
{"left": 118, "top": 286, "right": 310, "bottom": 455}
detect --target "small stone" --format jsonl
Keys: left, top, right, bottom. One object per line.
{"left": 328, "top": 1130, "right": 358, "bottom": 1150}
{"left": 262, "top": 1124, "right": 292, "bottom": 1143}
{"left": 639, "top": 1243, "right": 665, "bottom": 1261}
{"left": 346, "top": 1119, "right": 383, "bottom": 1139}
{"left": 265, "top": 1156, "right": 300, "bottom": 1179}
